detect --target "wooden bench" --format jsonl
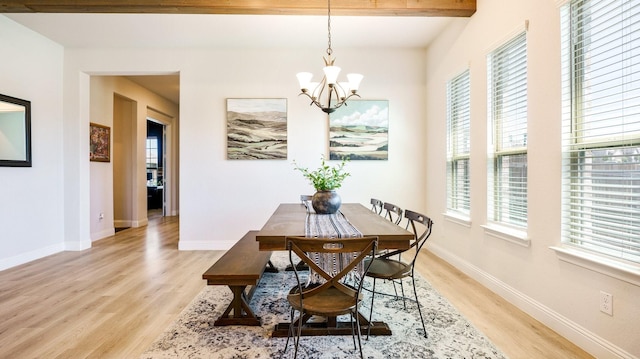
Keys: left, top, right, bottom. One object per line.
{"left": 202, "top": 230, "right": 276, "bottom": 326}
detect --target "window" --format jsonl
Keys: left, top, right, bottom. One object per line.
{"left": 146, "top": 137, "right": 159, "bottom": 169}
{"left": 487, "top": 32, "right": 528, "bottom": 228}
{"left": 561, "top": 0, "right": 640, "bottom": 263}
{"left": 446, "top": 70, "right": 471, "bottom": 216}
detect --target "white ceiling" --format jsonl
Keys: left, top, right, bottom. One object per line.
{"left": 5, "top": 13, "right": 459, "bottom": 103}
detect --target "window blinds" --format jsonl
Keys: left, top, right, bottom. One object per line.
{"left": 487, "top": 32, "right": 528, "bottom": 227}
{"left": 561, "top": 0, "right": 640, "bottom": 263}
{"left": 447, "top": 70, "right": 471, "bottom": 215}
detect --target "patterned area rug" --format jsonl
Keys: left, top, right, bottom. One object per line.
{"left": 140, "top": 253, "right": 507, "bottom": 359}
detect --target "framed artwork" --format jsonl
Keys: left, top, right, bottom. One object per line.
{"left": 329, "top": 100, "right": 389, "bottom": 160}
{"left": 89, "top": 122, "right": 110, "bottom": 162}
{"left": 227, "top": 98, "right": 287, "bottom": 160}
{"left": 0, "top": 93, "right": 32, "bottom": 167}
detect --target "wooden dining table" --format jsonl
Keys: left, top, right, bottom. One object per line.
{"left": 256, "top": 203, "right": 413, "bottom": 251}
{"left": 255, "top": 202, "right": 415, "bottom": 337}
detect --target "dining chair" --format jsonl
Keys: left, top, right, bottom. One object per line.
{"left": 300, "top": 194, "right": 313, "bottom": 213}
{"left": 284, "top": 236, "right": 378, "bottom": 359}
{"left": 365, "top": 209, "right": 433, "bottom": 339}
{"left": 370, "top": 198, "right": 383, "bottom": 215}
{"left": 382, "top": 202, "right": 403, "bottom": 225}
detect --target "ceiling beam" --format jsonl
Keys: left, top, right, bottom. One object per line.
{"left": 0, "top": 1, "right": 476, "bottom": 17}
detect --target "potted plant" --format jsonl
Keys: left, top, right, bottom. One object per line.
{"left": 294, "top": 156, "right": 350, "bottom": 214}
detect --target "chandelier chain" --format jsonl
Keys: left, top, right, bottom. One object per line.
{"left": 327, "top": 0, "right": 332, "bottom": 56}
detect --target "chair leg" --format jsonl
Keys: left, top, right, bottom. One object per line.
{"left": 285, "top": 309, "right": 290, "bottom": 347}
{"left": 350, "top": 312, "right": 357, "bottom": 350}
{"left": 286, "top": 308, "right": 304, "bottom": 358}
{"left": 285, "top": 308, "right": 295, "bottom": 354}
{"left": 354, "top": 309, "right": 365, "bottom": 359}
{"left": 399, "top": 278, "right": 407, "bottom": 310}
{"left": 411, "top": 275, "right": 427, "bottom": 338}
{"left": 294, "top": 311, "right": 304, "bottom": 358}
{"left": 367, "top": 278, "right": 377, "bottom": 340}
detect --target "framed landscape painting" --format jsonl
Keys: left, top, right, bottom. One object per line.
{"left": 226, "top": 98, "right": 288, "bottom": 160}
{"left": 89, "top": 122, "right": 110, "bottom": 162}
{"left": 329, "top": 100, "right": 389, "bottom": 160}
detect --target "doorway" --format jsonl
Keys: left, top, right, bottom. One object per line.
{"left": 113, "top": 94, "right": 135, "bottom": 231}
{"left": 146, "top": 119, "right": 165, "bottom": 217}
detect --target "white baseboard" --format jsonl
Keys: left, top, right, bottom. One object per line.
{"left": 426, "top": 242, "right": 636, "bottom": 359}
{"left": 0, "top": 243, "right": 65, "bottom": 271}
{"left": 64, "top": 239, "right": 91, "bottom": 251}
{"left": 91, "top": 228, "right": 115, "bottom": 242}
{"left": 132, "top": 218, "right": 148, "bottom": 227}
{"left": 114, "top": 220, "right": 132, "bottom": 228}
{"left": 114, "top": 219, "right": 149, "bottom": 228}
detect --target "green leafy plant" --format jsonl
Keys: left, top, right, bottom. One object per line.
{"left": 294, "top": 156, "right": 350, "bottom": 191}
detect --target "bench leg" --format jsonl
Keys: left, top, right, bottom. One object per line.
{"left": 285, "top": 260, "right": 309, "bottom": 272}
{"left": 264, "top": 260, "right": 279, "bottom": 273}
{"left": 214, "top": 285, "right": 261, "bottom": 326}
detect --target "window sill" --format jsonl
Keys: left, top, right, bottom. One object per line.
{"left": 481, "top": 224, "right": 530, "bottom": 247}
{"left": 443, "top": 212, "right": 471, "bottom": 227}
{"left": 550, "top": 245, "right": 640, "bottom": 287}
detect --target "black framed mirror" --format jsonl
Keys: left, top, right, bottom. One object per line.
{"left": 0, "top": 93, "right": 31, "bottom": 167}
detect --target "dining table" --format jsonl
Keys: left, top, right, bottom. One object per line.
{"left": 255, "top": 202, "right": 415, "bottom": 337}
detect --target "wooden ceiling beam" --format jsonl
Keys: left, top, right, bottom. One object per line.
{"left": 0, "top": 1, "right": 476, "bottom": 17}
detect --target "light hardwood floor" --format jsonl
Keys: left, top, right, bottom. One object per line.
{"left": 0, "top": 214, "right": 593, "bottom": 358}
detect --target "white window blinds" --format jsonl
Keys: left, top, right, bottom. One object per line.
{"left": 561, "top": 0, "right": 640, "bottom": 263}
{"left": 447, "top": 70, "right": 471, "bottom": 215}
{"left": 487, "top": 32, "right": 528, "bottom": 228}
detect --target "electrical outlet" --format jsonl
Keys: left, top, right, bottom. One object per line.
{"left": 99, "top": 212, "right": 104, "bottom": 220}
{"left": 600, "top": 291, "right": 613, "bottom": 316}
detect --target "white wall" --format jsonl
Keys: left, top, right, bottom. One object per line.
{"left": 0, "top": 16, "right": 65, "bottom": 270}
{"left": 62, "top": 47, "right": 427, "bottom": 251}
{"left": 424, "top": 0, "right": 639, "bottom": 357}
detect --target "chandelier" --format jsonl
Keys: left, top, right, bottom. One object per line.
{"left": 296, "top": 0, "right": 363, "bottom": 114}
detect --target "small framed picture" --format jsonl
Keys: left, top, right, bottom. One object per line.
{"left": 90, "top": 122, "right": 111, "bottom": 162}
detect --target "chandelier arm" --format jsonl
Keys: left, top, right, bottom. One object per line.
{"left": 333, "top": 93, "right": 361, "bottom": 111}
{"left": 316, "top": 76, "right": 328, "bottom": 102}
{"left": 298, "top": 92, "right": 323, "bottom": 109}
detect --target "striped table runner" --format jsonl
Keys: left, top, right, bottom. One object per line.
{"left": 305, "top": 211, "right": 363, "bottom": 238}
{"left": 304, "top": 211, "right": 364, "bottom": 283}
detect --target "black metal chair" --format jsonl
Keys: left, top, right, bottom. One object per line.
{"left": 382, "top": 202, "right": 403, "bottom": 225}
{"left": 300, "top": 194, "right": 313, "bottom": 212}
{"left": 365, "top": 209, "right": 433, "bottom": 339}
{"left": 284, "top": 236, "right": 378, "bottom": 359}
{"left": 370, "top": 198, "right": 383, "bottom": 215}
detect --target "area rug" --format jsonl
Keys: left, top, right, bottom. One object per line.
{"left": 140, "top": 253, "right": 507, "bottom": 359}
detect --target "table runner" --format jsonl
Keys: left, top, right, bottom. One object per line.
{"left": 304, "top": 211, "right": 364, "bottom": 283}
{"left": 304, "top": 211, "right": 363, "bottom": 238}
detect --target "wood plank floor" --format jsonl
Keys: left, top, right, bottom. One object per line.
{"left": 0, "top": 214, "right": 593, "bottom": 358}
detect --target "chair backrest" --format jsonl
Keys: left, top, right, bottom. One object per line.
{"left": 300, "top": 195, "right": 313, "bottom": 212}
{"left": 370, "top": 198, "right": 383, "bottom": 215}
{"left": 383, "top": 202, "right": 403, "bottom": 225}
{"left": 377, "top": 209, "right": 433, "bottom": 267}
{"left": 286, "top": 236, "right": 378, "bottom": 304}
{"left": 404, "top": 209, "right": 434, "bottom": 265}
